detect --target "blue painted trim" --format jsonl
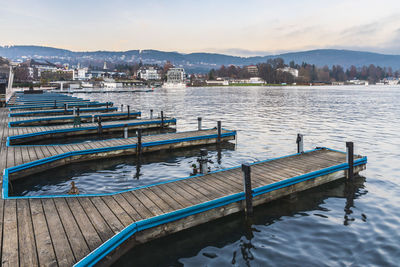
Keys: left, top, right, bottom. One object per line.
{"left": 9, "top": 107, "right": 118, "bottom": 117}
{"left": 8, "top": 102, "right": 110, "bottom": 110}
{"left": 8, "top": 112, "right": 141, "bottom": 127}
{"left": 73, "top": 153, "right": 367, "bottom": 267}
{"left": 2, "top": 130, "right": 237, "bottom": 199}
{"left": 7, "top": 119, "right": 177, "bottom": 146}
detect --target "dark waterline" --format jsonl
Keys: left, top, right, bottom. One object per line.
{"left": 14, "top": 86, "right": 400, "bottom": 266}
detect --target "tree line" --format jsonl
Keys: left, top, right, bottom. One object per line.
{"left": 207, "top": 58, "right": 400, "bottom": 84}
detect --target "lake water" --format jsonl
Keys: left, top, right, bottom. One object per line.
{"left": 14, "top": 85, "right": 400, "bottom": 266}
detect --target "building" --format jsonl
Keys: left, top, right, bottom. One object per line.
{"left": 245, "top": 65, "right": 259, "bottom": 77}
{"left": 137, "top": 67, "right": 161, "bottom": 80}
{"left": 383, "top": 77, "right": 400, "bottom": 85}
{"left": 166, "top": 68, "right": 185, "bottom": 83}
{"left": 277, "top": 67, "right": 299, "bottom": 78}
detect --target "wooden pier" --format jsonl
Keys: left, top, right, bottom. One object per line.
{"left": 0, "top": 92, "right": 367, "bottom": 266}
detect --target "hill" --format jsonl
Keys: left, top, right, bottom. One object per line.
{"left": 1, "top": 45, "right": 400, "bottom": 72}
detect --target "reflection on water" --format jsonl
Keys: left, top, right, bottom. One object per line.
{"left": 13, "top": 86, "right": 400, "bottom": 265}
{"left": 113, "top": 176, "right": 371, "bottom": 267}
{"left": 12, "top": 142, "right": 235, "bottom": 196}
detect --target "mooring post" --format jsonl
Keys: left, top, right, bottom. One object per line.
{"left": 124, "top": 124, "right": 128, "bottom": 138}
{"left": 137, "top": 129, "right": 142, "bottom": 157}
{"left": 77, "top": 107, "right": 80, "bottom": 116}
{"left": 73, "top": 107, "right": 76, "bottom": 116}
{"left": 121, "top": 104, "right": 123, "bottom": 112}
{"left": 217, "top": 121, "right": 222, "bottom": 143}
{"left": 199, "top": 149, "right": 208, "bottom": 174}
{"left": 346, "top": 142, "right": 354, "bottom": 179}
{"left": 198, "top": 117, "right": 202, "bottom": 130}
{"left": 54, "top": 100, "right": 57, "bottom": 109}
{"left": 150, "top": 109, "right": 153, "bottom": 119}
{"left": 106, "top": 102, "right": 109, "bottom": 112}
{"left": 64, "top": 103, "right": 67, "bottom": 115}
{"left": 242, "top": 163, "right": 253, "bottom": 217}
{"left": 296, "top": 133, "right": 304, "bottom": 153}
{"left": 98, "top": 116, "right": 102, "bottom": 134}
{"left": 161, "top": 111, "right": 164, "bottom": 128}
{"left": 127, "top": 105, "right": 130, "bottom": 120}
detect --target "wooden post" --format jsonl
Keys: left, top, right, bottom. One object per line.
{"left": 346, "top": 142, "right": 354, "bottom": 179}
{"left": 198, "top": 117, "right": 202, "bottom": 130}
{"left": 137, "top": 129, "right": 142, "bottom": 157}
{"left": 127, "top": 105, "right": 130, "bottom": 120}
{"left": 161, "top": 111, "right": 164, "bottom": 128}
{"left": 121, "top": 104, "right": 123, "bottom": 112}
{"left": 150, "top": 109, "right": 153, "bottom": 119}
{"left": 98, "top": 116, "right": 102, "bottom": 135}
{"left": 199, "top": 148, "right": 208, "bottom": 174}
{"left": 242, "top": 163, "right": 253, "bottom": 217}
{"left": 54, "top": 100, "right": 57, "bottom": 109}
{"left": 217, "top": 121, "right": 222, "bottom": 143}
{"left": 77, "top": 107, "right": 80, "bottom": 116}
{"left": 124, "top": 124, "right": 128, "bottom": 138}
{"left": 64, "top": 104, "right": 67, "bottom": 115}
{"left": 296, "top": 133, "right": 304, "bottom": 153}
{"left": 106, "top": 102, "right": 109, "bottom": 112}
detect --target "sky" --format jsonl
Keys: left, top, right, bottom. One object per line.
{"left": 1, "top": 0, "right": 400, "bottom": 56}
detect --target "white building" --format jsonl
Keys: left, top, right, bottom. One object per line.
{"left": 137, "top": 67, "right": 161, "bottom": 80}
{"left": 166, "top": 68, "right": 185, "bottom": 83}
{"left": 76, "top": 68, "right": 88, "bottom": 80}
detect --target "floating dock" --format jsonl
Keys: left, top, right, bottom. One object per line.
{"left": 9, "top": 106, "right": 118, "bottom": 117}
{"left": 0, "top": 92, "right": 367, "bottom": 266}
{"left": 8, "top": 111, "right": 141, "bottom": 126}
{"left": 8, "top": 101, "right": 112, "bottom": 111}
{"left": 6, "top": 118, "right": 177, "bottom": 145}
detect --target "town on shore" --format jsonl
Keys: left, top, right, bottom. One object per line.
{"left": 1, "top": 56, "right": 399, "bottom": 92}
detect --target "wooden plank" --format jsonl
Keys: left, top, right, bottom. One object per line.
{"left": 65, "top": 198, "right": 102, "bottom": 251}
{"left": 42, "top": 198, "right": 76, "bottom": 266}
{"left": 0, "top": 200, "right": 4, "bottom": 261}
{"left": 53, "top": 198, "right": 90, "bottom": 261}
{"left": 16, "top": 199, "right": 39, "bottom": 267}
{"left": 141, "top": 188, "right": 175, "bottom": 213}
{"left": 89, "top": 197, "right": 124, "bottom": 233}
{"left": 130, "top": 190, "right": 164, "bottom": 216}
{"left": 2, "top": 199, "right": 19, "bottom": 267}
{"left": 101, "top": 196, "right": 134, "bottom": 227}
{"left": 29, "top": 199, "right": 57, "bottom": 266}
{"left": 112, "top": 194, "right": 143, "bottom": 222}
{"left": 122, "top": 192, "right": 154, "bottom": 219}
{"left": 77, "top": 198, "right": 114, "bottom": 242}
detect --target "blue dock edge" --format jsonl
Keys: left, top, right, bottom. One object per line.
{"left": 8, "top": 112, "right": 141, "bottom": 127}
{"left": 6, "top": 118, "right": 177, "bottom": 146}
{"left": 71, "top": 147, "right": 367, "bottom": 267}
{"left": 8, "top": 107, "right": 118, "bottom": 117}
{"left": 2, "top": 129, "right": 237, "bottom": 199}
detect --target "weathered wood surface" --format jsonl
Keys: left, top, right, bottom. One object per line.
{"left": 0, "top": 147, "right": 365, "bottom": 266}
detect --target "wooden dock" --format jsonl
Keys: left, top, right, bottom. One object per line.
{"left": 0, "top": 93, "right": 367, "bottom": 266}
{"left": 6, "top": 118, "right": 177, "bottom": 145}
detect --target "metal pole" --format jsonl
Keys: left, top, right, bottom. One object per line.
{"left": 346, "top": 142, "right": 354, "bottom": 179}
{"left": 217, "top": 121, "right": 222, "bottom": 143}
{"left": 124, "top": 124, "right": 128, "bottom": 138}
{"left": 73, "top": 107, "right": 76, "bottom": 116}
{"left": 64, "top": 104, "right": 67, "bottom": 115}
{"left": 106, "top": 102, "right": 109, "bottom": 112}
{"left": 127, "top": 105, "right": 130, "bottom": 120}
{"left": 242, "top": 163, "right": 253, "bottom": 217}
{"left": 77, "top": 107, "right": 80, "bottom": 116}
{"left": 54, "top": 100, "right": 56, "bottom": 109}
{"left": 150, "top": 109, "right": 153, "bottom": 119}
{"left": 121, "top": 104, "right": 123, "bottom": 112}
{"left": 296, "top": 133, "right": 304, "bottom": 153}
{"left": 198, "top": 117, "right": 202, "bottom": 130}
{"left": 161, "top": 111, "right": 164, "bottom": 128}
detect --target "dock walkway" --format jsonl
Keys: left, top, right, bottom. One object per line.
{"left": 0, "top": 93, "right": 367, "bottom": 266}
